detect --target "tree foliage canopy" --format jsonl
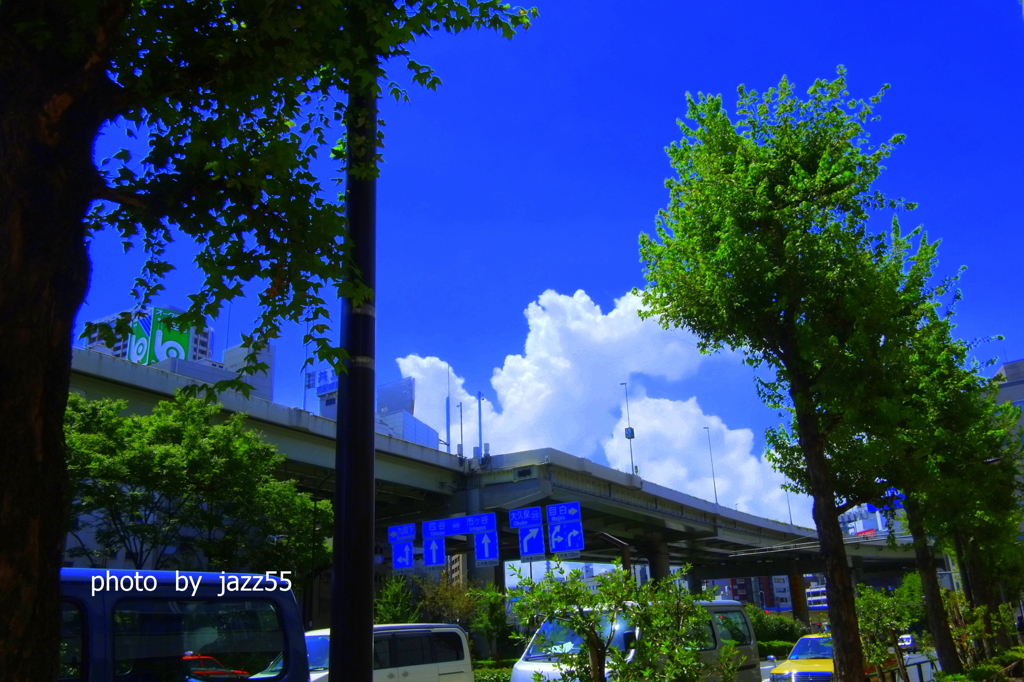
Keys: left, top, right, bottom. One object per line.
{"left": 1, "top": 2, "right": 536, "bottom": 678}
{"left": 636, "top": 67, "right": 942, "bottom": 682}
{"left": 18, "top": 0, "right": 536, "bottom": 385}
{"left": 64, "top": 391, "right": 332, "bottom": 575}
{"left": 508, "top": 561, "right": 720, "bottom": 682}
{"left": 374, "top": 575, "right": 421, "bottom": 625}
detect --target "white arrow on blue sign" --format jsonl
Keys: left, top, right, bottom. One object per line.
{"left": 518, "top": 526, "right": 545, "bottom": 557}
{"left": 548, "top": 520, "right": 584, "bottom": 553}
{"left": 423, "top": 537, "right": 446, "bottom": 567}
{"left": 546, "top": 502, "right": 581, "bottom": 524}
{"left": 509, "top": 507, "right": 543, "bottom": 529}
{"left": 392, "top": 541, "right": 414, "bottom": 570}
{"left": 388, "top": 523, "right": 416, "bottom": 543}
{"left": 475, "top": 531, "right": 498, "bottom": 560}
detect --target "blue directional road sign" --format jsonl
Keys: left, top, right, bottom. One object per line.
{"left": 392, "top": 542, "right": 414, "bottom": 570}
{"left": 548, "top": 520, "right": 584, "bottom": 555}
{"left": 388, "top": 523, "right": 416, "bottom": 543}
{"left": 423, "top": 513, "right": 497, "bottom": 539}
{"left": 518, "top": 526, "right": 545, "bottom": 559}
{"left": 423, "top": 537, "right": 446, "bottom": 568}
{"left": 475, "top": 531, "right": 500, "bottom": 567}
{"left": 509, "top": 507, "right": 543, "bottom": 529}
{"left": 546, "top": 502, "right": 581, "bottom": 524}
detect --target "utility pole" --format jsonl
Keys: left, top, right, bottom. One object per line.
{"left": 331, "top": 13, "right": 379, "bottom": 680}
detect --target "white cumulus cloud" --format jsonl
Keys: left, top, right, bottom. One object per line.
{"left": 395, "top": 289, "right": 813, "bottom": 527}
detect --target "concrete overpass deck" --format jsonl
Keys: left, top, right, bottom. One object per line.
{"left": 70, "top": 347, "right": 918, "bottom": 583}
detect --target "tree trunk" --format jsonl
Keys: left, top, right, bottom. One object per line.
{"left": 967, "top": 542, "right": 1011, "bottom": 654}
{"left": 0, "top": 12, "right": 106, "bottom": 678}
{"left": 903, "top": 497, "right": 962, "bottom": 673}
{"left": 890, "top": 630, "right": 910, "bottom": 682}
{"left": 793, "top": 390, "right": 866, "bottom": 682}
{"left": 810, "top": 489, "right": 866, "bottom": 682}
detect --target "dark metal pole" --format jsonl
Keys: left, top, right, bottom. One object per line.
{"left": 331, "top": 80, "right": 378, "bottom": 680}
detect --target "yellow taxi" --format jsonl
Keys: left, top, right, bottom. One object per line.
{"left": 768, "top": 634, "right": 835, "bottom": 682}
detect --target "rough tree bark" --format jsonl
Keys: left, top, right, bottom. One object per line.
{"left": 791, "top": 371, "right": 866, "bottom": 682}
{"left": 0, "top": 4, "right": 118, "bottom": 679}
{"left": 904, "top": 497, "right": 962, "bottom": 673}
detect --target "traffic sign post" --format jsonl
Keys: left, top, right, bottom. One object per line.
{"left": 423, "top": 537, "right": 446, "bottom": 569}
{"left": 546, "top": 502, "right": 581, "bottom": 524}
{"left": 509, "top": 507, "right": 542, "bottom": 529}
{"left": 387, "top": 523, "right": 416, "bottom": 544}
{"left": 548, "top": 520, "right": 584, "bottom": 558}
{"left": 518, "top": 526, "right": 545, "bottom": 561}
{"left": 475, "top": 530, "right": 499, "bottom": 567}
{"left": 392, "top": 541, "right": 414, "bottom": 573}
{"left": 423, "top": 513, "right": 497, "bottom": 538}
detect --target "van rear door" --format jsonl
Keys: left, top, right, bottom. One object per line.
{"left": 430, "top": 629, "right": 472, "bottom": 681}
{"left": 708, "top": 606, "right": 760, "bottom": 682}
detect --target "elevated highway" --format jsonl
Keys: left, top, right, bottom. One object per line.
{"left": 70, "top": 348, "right": 920, "bottom": 588}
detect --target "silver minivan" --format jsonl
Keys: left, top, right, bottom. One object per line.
{"left": 511, "top": 600, "right": 760, "bottom": 682}
{"left": 302, "top": 623, "right": 474, "bottom": 682}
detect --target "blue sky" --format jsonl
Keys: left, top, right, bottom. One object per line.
{"left": 77, "top": 1, "right": 1024, "bottom": 526}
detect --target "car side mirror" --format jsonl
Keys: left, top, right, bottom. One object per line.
{"left": 623, "top": 631, "right": 637, "bottom": 650}
{"left": 767, "top": 655, "right": 776, "bottom": 662}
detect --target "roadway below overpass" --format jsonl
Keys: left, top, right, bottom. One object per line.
{"left": 70, "top": 347, "right": 924, "bottom": 592}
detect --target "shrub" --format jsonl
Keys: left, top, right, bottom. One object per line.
{"left": 964, "top": 664, "right": 1005, "bottom": 682}
{"left": 473, "top": 669, "right": 513, "bottom": 682}
{"left": 758, "top": 641, "right": 797, "bottom": 660}
{"left": 744, "top": 604, "right": 808, "bottom": 642}
{"left": 934, "top": 674, "right": 972, "bottom": 682}
{"left": 474, "top": 659, "right": 522, "bottom": 670}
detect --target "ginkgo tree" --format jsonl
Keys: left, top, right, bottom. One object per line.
{"left": 638, "top": 67, "right": 941, "bottom": 682}
{"left": 0, "top": 2, "right": 535, "bottom": 679}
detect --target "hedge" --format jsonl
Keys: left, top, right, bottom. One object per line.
{"left": 473, "top": 669, "right": 513, "bottom": 682}
{"left": 758, "top": 640, "right": 797, "bottom": 660}
{"left": 474, "top": 659, "right": 521, "bottom": 670}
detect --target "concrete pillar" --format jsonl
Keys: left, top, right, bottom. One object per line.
{"left": 789, "top": 569, "right": 809, "bottom": 626}
{"left": 645, "top": 541, "right": 672, "bottom": 581}
{"left": 637, "top": 535, "right": 672, "bottom": 582}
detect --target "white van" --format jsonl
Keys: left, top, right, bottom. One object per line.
{"left": 510, "top": 600, "right": 759, "bottom": 682}
{"left": 300, "top": 623, "right": 474, "bottom": 682}
{"left": 372, "top": 624, "right": 474, "bottom": 682}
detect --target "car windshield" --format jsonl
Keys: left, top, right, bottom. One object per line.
{"left": 307, "top": 634, "right": 330, "bottom": 670}
{"left": 788, "top": 637, "right": 833, "bottom": 660}
{"left": 525, "top": 614, "right": 633, "bottom": 660}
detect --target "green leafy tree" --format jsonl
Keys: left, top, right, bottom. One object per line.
{"left": 416, "top": 571, "right": 479, "bottom": 628}
{"left": 0, "top": 2, "right": 534, "bottom": 677}
{"left": 508, "top": 560, "right": 718, "bottom": 682}
{"left": 638, "top": 67, "right": 938, "bottom": 682}
{"left": 877, "top": 312, "right": 1024, "bottom": 664}
{"left": 856, "top": 579, "right": 923, "bottom": 682}
{"left": 375, "top": 576, "right": 421, "bottom": 624}
{"left": 858, "top": 304, "right": 992, "bottom": 674}
{"left": 64, "top": 392, "right": 332, "bottom": 577}
{"left": 944, "top": 589, "right": 989, "bottom": 667}
{"left": 470, "top": 582, "right": 511, "bottom": 663}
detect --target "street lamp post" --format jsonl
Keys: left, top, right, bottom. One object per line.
{"left": 703, "top": 426, "right": 719, "bottom": 506}
{"left": 620, "top": 382, "right": 635, "bottom": 474}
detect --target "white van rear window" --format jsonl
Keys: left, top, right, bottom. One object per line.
{"left": 113, "top": 599, "right": 284, "bottom": 680}
{"left": 712, "top": 611, "right": 752, "bottom": 645}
